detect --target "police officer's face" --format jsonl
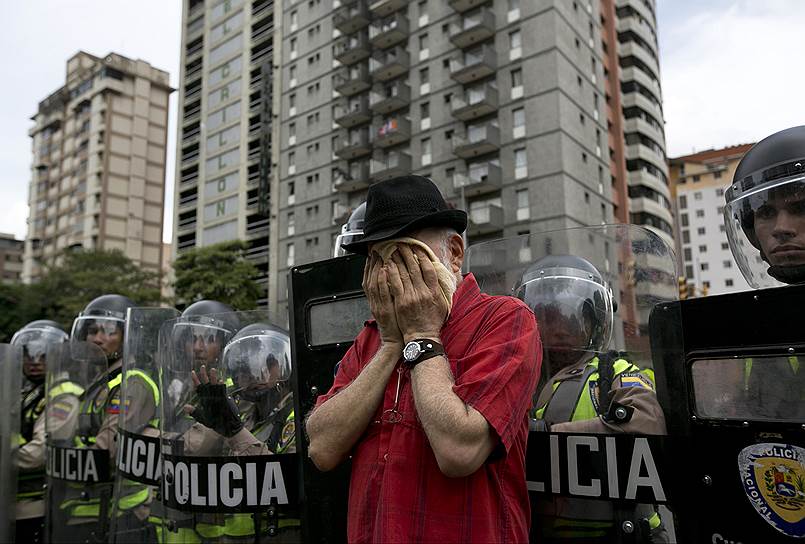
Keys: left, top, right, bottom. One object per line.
{"left": 22, "top": 351, "right": 46, "bottom": 380}
{"left": 87, "top": 320, "right": 123, "bottom": 358}
{"left": 191, "top": 330, "right": 223, "bottom": 367}
{"left": 754, "top": 193, "right": 805, "bottom": 266}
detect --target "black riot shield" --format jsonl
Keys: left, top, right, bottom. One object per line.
{"left": 158, "top": 310, "right": 301, "bottom": 543}
{"left": 1, "top": 344, "right": 22, "bottom": 544}
{"left": 651, "top": 284, "right": 805, "bottom": 542}
{"left": 109, "top": 307, "right": 179, "bottom": 543}
{"left": 44, "top": 341, "right": 113, "bottom": 544}
{"left": 288, "top": 254, "right": 369, "bottom": 544}
{"left": 466, "top": 225, "right": 681, "bottom": 544}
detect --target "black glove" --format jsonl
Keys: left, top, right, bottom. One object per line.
{"left": 190, "top": 383, "right": 243, "bottom": 438}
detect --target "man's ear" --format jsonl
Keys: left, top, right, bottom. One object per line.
{"left": 448, "top": 233, "right": 465, "bottom": 273}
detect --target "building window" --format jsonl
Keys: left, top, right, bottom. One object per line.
{"left": 420, "top": 137, "right": 432, "bottom": 166}
{"left": 512, "top": 107, "right": 526, "bottom": 139}
{"left": 682, "top": 230, "right": 690, "bottom": 244}
{"left": 694, "top": 192, "right": 702, "bottom": 200}
{"left": 701, "top": 263, "right": 709, "bottom": 271}
{"left": 288, "top": 181, "right": 295, "bottom": 204}
{"left": 288, "top": 122, "right": 296, "bottom": 145}
{"left": 698, "top": 245, "right": 707, "bottom": 252}
{"left": 419, "top": 33, "right": 429, "bottom": 60}
{"left": 696, "top": 209, "right": 705, "bottom": 218}
{"left": 719, "top": 224, "right": 726, "bottom": 233}
{"left": 683, "top": 248, "right": 692, "bottom": 261}
{"left": 290, "top": 11, "right": 298, "bottom": 31}
{"left": 514, "top": 147, "right": 527, "bottom": 179}
{"left": 420, "top": 67, "right": 430, "bottom": 95}
{"left": 508, "top": 0, "right": 520, "bottom": 22}
{"left": 680, "top": 213, "right": 689, "bottom": 227}
{"left": 287, "top": 212, "right": 295, "bottom": 236}
{"left": 697, "top": 227, "right": 706, "bottom": 235}
{"left": 693, "top": 175, "right": 701, "bottom": 182}
{"left": 288, "top": 151, "right": 296, "bottom": 175}
{"left": 723, "top": 260, "right": 733, "bottom": 268}
{"left": 509, "top": 30, "right": 522, "bottom": 60}
{"left": 716, "top": 188, "right": 725, "bottom": 197}
{"left": 725, "top": 279, "right": 734, "bottom": 287}
{"left": 516, "top": 188, "right": 530, "bottom": 221}
{"left": 714, "top": 171, "right": 722, "bottom": 179}
{"left": 289, "top": 65, "right": 297, "bottom": 87}
{"left": 717, "top": 206, "right": 724, "bottom": 215}
{"left": 679, "top": 195, "right": 687, "bottom": 209}
{"left": 290, "top": 37, "right": 297, "bottom": 60}
{"left": 287, "top": 243, "right": 295, "bottom": 267}
{"left": 721, "top": 242, "right": 729, "bottom": 250}
{"left": 418, "top": 0, "right": 429, "bottom": 26}
{"left": 420, "top": 102, "right": 430, "bottom": 130}
{"left": 289, "top": 93, "right": 296, "bottom": 116}
{"left": 511, "top": 68, "right": 523, "bottom": 99}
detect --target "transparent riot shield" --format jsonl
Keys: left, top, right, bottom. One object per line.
{"left": 44, "top": 341, "right": 113, "bottom": 544}
{"left": 108, "top": 307, "right": 179, "bottom": 543}
{"left": 158, "top": 311, "right": 301, "bottom": 543}
{"left": 466, "top": 225, "right": 681, "bottom": 543}
{"left": 1, "top": 344, "right": 22, "bottom": 543}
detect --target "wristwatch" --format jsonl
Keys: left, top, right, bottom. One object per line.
{"left": 402, "top": 339, "right": 445, "bottom": 367}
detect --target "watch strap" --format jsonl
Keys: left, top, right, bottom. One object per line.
{"left": 406, "top": 339, "right": 445, "bottom": 368}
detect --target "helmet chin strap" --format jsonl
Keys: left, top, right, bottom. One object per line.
{"left": 767, "top": 264, "right": 805, "bottom": 284}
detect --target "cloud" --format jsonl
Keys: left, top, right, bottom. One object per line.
{"left": 659, "top": 0, "right": 805, "bottom": 157}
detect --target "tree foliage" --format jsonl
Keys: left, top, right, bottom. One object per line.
{"left": 0, "top": 248, "right": 162, "bottom": 341}
{"left": 173, "top": 240, "right": 261, "bottom": 310}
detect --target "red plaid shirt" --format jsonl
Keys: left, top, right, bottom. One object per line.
{"left": 315, "top": 274, "right": 542, "bottom": 543}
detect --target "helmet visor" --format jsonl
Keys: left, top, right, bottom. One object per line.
{"left": 11, "top": 327, "right": 68, "bottom": 361}
{"left": 724, "top": 174, "right": 805, "bottom": 288}
{"left": 172, "top": 321, "right": 233, "bottom": 368}
{"left": 223, "top": 332, "right": 292, "bottom": 395}
{"left": 334, "top": 231, "right": 363, "bottom": 257}
{"left": 71, "top": 316, "right": 125, "bottom": 342}
{"left": 515, "top": 270, "right": 613, "bottom": 356}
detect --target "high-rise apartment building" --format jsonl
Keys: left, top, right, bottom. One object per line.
{"left": 669, "top": 144, "right": 757, "bottom": 296}
{"left": 0, "top": 234, "right": 24, "bottom": 284}
{"left": 24, "top": 51, "right": 172, "bottom": 283}
{"left": 273, "top": 0, "right": 616, "bottom": 312}
{"left": 173, "top": 0, "right": 276, "bottom": 305}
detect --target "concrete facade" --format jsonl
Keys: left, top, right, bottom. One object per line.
{"left": 0, "top": 234, "right": 24, "bottom": 283}
{"left": 173, "top": 0, "right": 276, "bottom": 306}
{"left": 24, "top": 51, "right": 172, "bottom": 284}
{"left": 669, "top": 144, "right": 756, "bottom": 296}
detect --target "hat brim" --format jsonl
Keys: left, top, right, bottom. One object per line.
{"left": 341, "top": 209, "right": 468, "bottom": 256}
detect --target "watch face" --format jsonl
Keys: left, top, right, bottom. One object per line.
{"left": 403, "top": 341, "right": 421, "bottom": 362}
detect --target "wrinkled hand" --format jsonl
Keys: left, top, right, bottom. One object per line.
{"left": 184, "top": 365, "right": 243, "bottom": 438}
{"left": 387, "top": 245, "right": 449, "bottom": 343}
{"left": 363, "top": 254, "right": 403, "bottom": 347}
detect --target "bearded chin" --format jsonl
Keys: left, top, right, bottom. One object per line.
{"left": 439, "top": 255, "right": 459, "bottom": 303}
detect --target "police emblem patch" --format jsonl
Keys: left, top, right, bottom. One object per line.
{"left": 279, "top": 420, "right": 295, "bottom": 451}
{"left": 738, "top": 443, "right": 805, "bottom": 538}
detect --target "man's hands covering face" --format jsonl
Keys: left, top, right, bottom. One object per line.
{"left": 386, "top": 245, "right": 449, "bottom": 343}
{"left": 363, "top": 254, "right": 404, "bottom": 346}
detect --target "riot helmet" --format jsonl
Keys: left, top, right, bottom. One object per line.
{"left": 222, "top": 323, "right": 292, "bottom": 403}
{"left": 174, "top": 300, "right": 239, "bottom": 369}
{"left": 725, "top": 126, "right": 805, "bottom": 287}
{"left": 515, "top": 255, "right": 614, "bottom": 372}
{"left": 71, "top": 294, "right": 136, "bottom": 362}
{"left": 11, "top": 319, "right": 68, "bottom": 383}
{"left": 333, "top": 202, "right": 366, "bottom": 257}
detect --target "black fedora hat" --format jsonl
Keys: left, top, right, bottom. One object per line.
{"left": 341, "top": 175, "right": 467, "bottom": 255}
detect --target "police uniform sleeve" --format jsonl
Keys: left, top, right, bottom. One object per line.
{"left": 46, "top": 393, "right": 80, "bottom": 442}
{"left": 183, "top": 421, "right": 226, "bottom": 456}
{"left": 226, "top": 427, "right": 271, "bottom": 456}
{"left": 551, "top": 370, "right": 666, "bottom": 435}
{"left": 121, "top": 379, "right": 158, "bottom": 432}
{"left": 451, "top": 298, "right": 542, "bottom": 454}
{"left": 93, "top": 387, "right": 121, "bottom": 457}
{"left": 17, "top": 409, "right": 47, "bottom": 471}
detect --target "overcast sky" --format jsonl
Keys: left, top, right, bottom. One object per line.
{"left": 2, "top": 1, "right": 805, "bottom": 243}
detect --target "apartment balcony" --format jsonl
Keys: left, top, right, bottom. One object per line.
{"left": 372, "top": 117, "right": 411, "bottom": 148}
{"left": 369, "top": 0, "right": 407, "bottom": 18}
{"left": 334, "top": 0, "right": 371, "bottom": 34}
{"left": 617, "top": 16, "right": 658, "bottom": 57}
{"left": 453, "top": 124, "right": 500, "bottom": 158}
{"left": 468, "top": 203, "right": 504, "bottom": 237}
{"left": 335, "top": 128, "right": 372, "bottom": 160}
{"left": 334, "top": 32, "right": 371, "bottom": 65}
{"left": 448, "top": 0, "right": 489, "bottom": 13}
{"left": 620, "top": 65, "right": 662, "bottom": 101}
{"left": 631, "top": 196, "right": 673, "bottom": 226}
{"left": 453, "top": 163, "right": 502, "bottom": 197}
{"left": 334, "top": 160, "right": 371, "bottom": 192}
{"left": 178, "top": 194, "right": 198, "bottom": 210}
{"left": 334, "top": 64, "right": 371, "bottom": 96}
{"left": 370, "top": 151, "right": 412, "bottom": 180}
{"left": 332, "top": 202, "right": 353, "bottom": 226}
{"left": 369, "top": 47, "right": 410, "bottom": 82}
{"left": 369, "top": 12, "right": 409, "bottom": 49}
{"left": 334, "top": 96, "right": 372, "bottom": 128}
{"left": 626, "top": 142, "right": 666, "bottom": 173}
{"left": 619, "top": 41, "right": 660, "bottom": 82}
{"left": 369, "top": 81, "right": 411, "bottom": 114}
{"left": 449, "top": 8, "right": 495, "bottom": 49}
{"left": 451, "top": 83, "right": 498, "bottom": 121}
{"left": 624, "top": 116, "right": 665, "bottom": 148}
{"left": 622, "top": 91, "right": 664, "bottom": 127}
{"left": 177, "top": 218, "right": 197, "bottom": 233}
{"left": 450, "top": 46, "right": 497, "bottom": 84}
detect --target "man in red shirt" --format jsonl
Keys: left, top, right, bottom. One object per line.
{"left": 306, "top": 175, "right": 541, "bottom": 543}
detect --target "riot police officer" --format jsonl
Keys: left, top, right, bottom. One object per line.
{"left": 724, "top": 125, "right": 805, "bottom": 419}
{"left": 11, "top": 320, "right": 68, "bottom": 543}
{"left": 333, "top": 202, "right": 365, "bottom": 258}
{"left": 516, "top": 255, "right": 667, "bottom": 542}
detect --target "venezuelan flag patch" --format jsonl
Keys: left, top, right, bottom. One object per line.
{"left": 106, "top": 397, "right": 121, "bottom": 414}
{"left": 619, "top": 373, "right": 654, "bottom": 390}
